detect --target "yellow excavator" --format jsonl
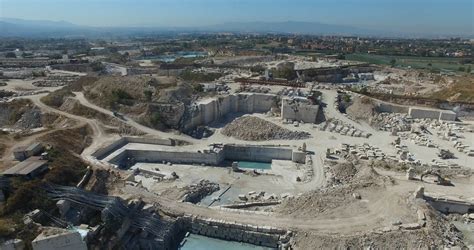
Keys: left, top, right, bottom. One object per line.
{"left": 420, "top": 169, "right": 452, "bottom": 186}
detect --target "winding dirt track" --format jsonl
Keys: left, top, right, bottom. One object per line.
{"left": 14, "top": 92, "right": 443, "bottom": 235}
{"left": 142, "top": 181, "right": 425, "bottom": 234}
{"left": 26, "top": 94, "right": 107, "bottom": 153}
{"left": 72, "top": 92, "right": 198, "bottom": 143}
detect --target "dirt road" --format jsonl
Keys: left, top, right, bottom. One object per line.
{"left": 72, "top": 92, "right": 198, "bottom": 143}
{"left": 128, "top": 179, "right": 438, "bottom": 234}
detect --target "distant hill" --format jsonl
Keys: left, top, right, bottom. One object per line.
{"left": 0, "top": 18, "right": 77, "bottom": 28}
{"left": 0, "top": 18, "right": 83, "bottom": 37}
{"left": 203, "top": 21, "right": 379, "bottom": 36}
{"left": 0, "top": 18, "right": 470, "bottom": 38}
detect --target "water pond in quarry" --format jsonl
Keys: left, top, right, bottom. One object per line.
{"left": 140, "top": 51, "right": 208, "bottom": 62}
{"left": 237, "top": 161, "right": 272, "bottom": 170}
{"left": 179, "top": 234, "right": 275, "bottom": 250}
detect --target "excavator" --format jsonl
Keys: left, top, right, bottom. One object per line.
{"left": 420, "top": 169, "right": 452, "bottom": 186}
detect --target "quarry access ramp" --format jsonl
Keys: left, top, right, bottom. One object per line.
{"left": 150, "top": 181, "right": 427, "bottom": 235}
{"left": 152, "top": 174, "right": 474, "bottom": 235}
{"left": 72, "top": 92, "right": 199, "bottom": 143}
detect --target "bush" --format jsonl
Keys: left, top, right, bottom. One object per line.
{"left": 90, "top": 62, "right": 104, "bottom": 72}
{"left": 5, "top": 52, "right": 16, "bottom": 58}
{"left": 143, "top": 90, "right": 153, "bottom": 102}
{"left": 2, "top": 180, "right": 54, "bottom": 215}
{"left": 273, "top": 67, "right": 297, "bottom": 80}
{"left": 0, "top": 218, "right": 15, "bottom": 237}
{"left": 44, "top": 153, "right": 87, "bottom": 186}
{"left": 179, "top": 70, "right": 223, "bottom": 82}
{"left": 250, "top": 65, "right": 265, "bottom": 73}
{"left": 108, "top": 89, "right": 134, "bottom": 106}
{"left": 41, "top": 89, "right": 74, "bottom": 108}
{"left": 150, "top": 112, "right": 161, "bottom": 127}
{"left": 342, "top": 94, "right": 352, "bottom": 103}
{"left": 193, "top": 83, "right": 204, "bottom": 93}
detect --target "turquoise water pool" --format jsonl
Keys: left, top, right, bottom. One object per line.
{"left": 140, "top": 51, "right": 208, "bottom": 62}
{"left": 238, "top": 161, "right": 272, "bottom": 170}
{"left": 179, "top": 234, "right": 274, "bottom": 250}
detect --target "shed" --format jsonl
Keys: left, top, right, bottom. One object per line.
{"left": 2, "top": 156, "right": 48, "bottom": 178}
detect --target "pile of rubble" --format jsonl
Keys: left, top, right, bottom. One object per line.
{"left": 182, "top": 180, "right": 220, "bottom": 204}
{"left": 324, "top": 161, "right": 357, "bottom": 187}
{"left": 433, "top": 122, "right": 474, "bottom": 157}
{"left": 453, "top": 141, "right": 474, "bottom": 157}
{"left": 331, "top": 143, "right": 389, "bottom": 161}
{"left": 32, "top": 75, "right": 78, "bottom": 87}
{"left": 222, "top": 116, "right": 310, "bottom": 141}
{"left": 237, "top": 190, "right": 290, "bottom": 203}
{"left": 400, "top": 131, "right": 437, "bottom": 148}
{"left": 370, "top": 113, "right": 412, "bottom": 132}
{"left": 0, "top": 90, "right": 15, "bottom": 102}
{"left": 187, "top": 126, "right": 214, "bottom": 139}
{"left": 277, "top": 87, "right": 308, "bottom": 97}
{"left": 298, "top": 155, "right": 314, "bottom": 183}
{"left": 319, "top": 119, "right": 371, "bottom": 138}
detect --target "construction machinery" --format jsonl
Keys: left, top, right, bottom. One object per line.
{"left": 420, "top": 169, "right": 452, "bottom": 186}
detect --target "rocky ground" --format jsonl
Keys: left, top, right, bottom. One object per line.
{"left": 221, "top": 116, "right": 310, "bottom": 141}
{"left": 346, "top": 95, "right": 376, "bottom": 122}
{"left": 275, "top": 161, "right": 467, "bottom": 249}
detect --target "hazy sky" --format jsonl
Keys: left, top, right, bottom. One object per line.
{"left": 1, "top": 0, "right": 473, "bottom": 34}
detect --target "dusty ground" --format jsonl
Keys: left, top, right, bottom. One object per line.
{"left": 1, "top": 64, "right": 472, "bottom": 248}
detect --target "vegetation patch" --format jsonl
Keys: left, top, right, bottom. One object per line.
{"left": 179, "top": 70, "right": 223, "bottom": 82}
{"left": 346, "top": 53, "right": 473, "bottom": 72}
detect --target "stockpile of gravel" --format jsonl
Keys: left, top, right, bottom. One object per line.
{"left": 221, "top": 116, "right": 310, "bottom": 141}
{"left": 346, "top": 96, "right": 376, "bottom": 122}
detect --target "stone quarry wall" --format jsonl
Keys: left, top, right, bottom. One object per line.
{"left": 439, "top": 111, "right": 457, "bottom": 121}
{"left": 281, "top": 98, "right": 319, "bottom": 123}
{"left": 409, "top": 107, "right": 457, "bottom": 121}
{"left": 126, "top": 137, "right": 174, "bottom": 146}
{"left": 224, "top": 144, "right": 293, "bottom": 163}
{"left": 183, "top": 93, "right": 275, "bottom": 131}
{"left": 106, "top": 143, "right": 298, "bottom": 167}
{"left": 92, "top": 137, "right": 174, "bottom": 160}
{"left": 424, "top": 196, "right": 474, "bottom": 214}
{"left": 32, "top": 231, "right": 87, "bottom": 250}
{"left": 409, "top": 108, "right": 442, "bottom": 120}
{"left": 92, "top": 137, "right": 128, "bottom": 160}
{"left": 376, "top": 102, "right": 410, "bottom": 114}
{"left": 180, "top": 216, "right": 287, "bottom": 249}
{"left": 109, "top": 149, "right": 224, "bottom": 166}
{"left": 373, "top": 101, "right": 457, "bottom": 121}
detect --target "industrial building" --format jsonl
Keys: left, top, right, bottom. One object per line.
{"left": 13, "top": 142, "right": 44, "bottom": 161}
{"left": 2, "top": 156, "right": 48, "bottom": 178}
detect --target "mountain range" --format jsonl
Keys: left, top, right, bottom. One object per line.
{"left": 0, "top": 18, "right": 470, "bottom": 38}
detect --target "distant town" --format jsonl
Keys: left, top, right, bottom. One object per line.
{"left": 0, "top": 21, "right": 473, "bottom": 250}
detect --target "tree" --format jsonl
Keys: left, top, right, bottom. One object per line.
{"left": 90, "top": 62, "right": 104, "bottom": 72}
{"left": 143, "top": 90, "right": 153, "bottom": 102}
{"left": 390, "top": 59, "right": 396, "bottom": 66}
{"left": 342, "top": 94, "right": 352, "bottom": 103}
{"left": 5, "top": 52, "right": 16, "bottom": 58}
{"left": 150, "top": 112, "right": 161, "bottom": 127}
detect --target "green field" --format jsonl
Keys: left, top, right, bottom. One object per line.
{"left": 346, "top": 53, "right": 473, "bottom": 72}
